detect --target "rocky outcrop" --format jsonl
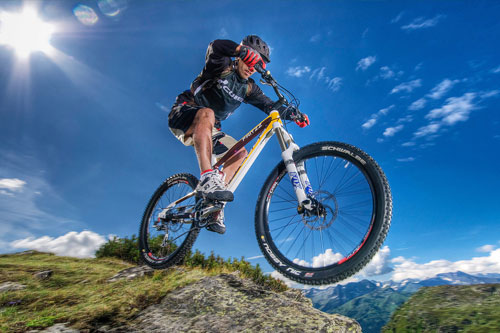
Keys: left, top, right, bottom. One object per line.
{"left": 0, "top": 282, "right": 26, "bottom": 292}
{"left": 102, "top": 272, "right": 361, "bottom": 333}
{"left": 107, "top": 265, "right": 154, "bottom": 282}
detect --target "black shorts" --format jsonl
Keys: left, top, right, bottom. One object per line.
{"left": 168, "top": 96, "right": 237, "bottom": 160}
{"left": 169, "top": 103, "right": 203, "bottom": 133}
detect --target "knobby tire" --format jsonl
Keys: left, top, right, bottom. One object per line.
{"left": 139, "top": 173, "right": 200, "bottom": 269}
{"left": 255, "top": 141, "right": 392, "bottom": 285}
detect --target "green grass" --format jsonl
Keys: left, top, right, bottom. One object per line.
{"left": 0, "top": 251, "right": 284, "bottom": 332}
{"left": 383, "top": 284, "right": 500, "bottom": 332}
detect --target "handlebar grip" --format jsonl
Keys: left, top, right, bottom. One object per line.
{"left": 255, "top": 63, "right": 266, "bottom": 74}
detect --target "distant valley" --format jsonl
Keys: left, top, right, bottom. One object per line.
{"left": 304, "top": 271, "right": 500, "bottom": 333}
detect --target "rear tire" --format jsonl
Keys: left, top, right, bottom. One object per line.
{"left": 139, "top": 173, "right": 200, "bottom": 269}
{"left": 255, "top": 142, "right": 392, "bottom": 285}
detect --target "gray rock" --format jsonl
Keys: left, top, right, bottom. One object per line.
{"left": 0, "top": 282, "right": 27, "bottom": 292}
{"left": 34, "top": 270, "right": 53, "bottom": 280}
{"left": 107, "top": 265, "right": 154, "bottom": 282}
{"left": 13, "top": 250, "right": 38, "bottom": 256}
{"left": 106, "top": 272, "right": 361, "bottom": 332}
{"left": 27, "top": 323, "right": 79, "bottom": 332}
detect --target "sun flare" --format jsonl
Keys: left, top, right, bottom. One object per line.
{"left": 0, "top": 7, "right": 55, "bottom": 58}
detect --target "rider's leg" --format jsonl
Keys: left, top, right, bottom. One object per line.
{"left": 184, "top": 107, "right": 214, "bottom": 173}
{"left": 221, "top": 147, "right": 247, "bottom": 183}
{"left": 185, "top": 108, "right": 233, "bottom": 201}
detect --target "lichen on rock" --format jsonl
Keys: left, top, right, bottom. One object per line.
{"left": 104, "top": 272, "right": 361, "bottom": 332}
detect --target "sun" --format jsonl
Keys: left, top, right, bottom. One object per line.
{"left": 0, "top": 6, "right": 55, "bottom": 58}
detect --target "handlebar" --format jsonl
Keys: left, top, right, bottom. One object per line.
{"left": 255, "top": 63, "right": 306, "bottom": 123}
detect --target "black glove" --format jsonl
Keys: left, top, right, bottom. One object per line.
{"left": 238, "top": 46, "right": 266, "bottom": 70}
{"left": 279, "top": 106, "right": 310, "bottom": 127}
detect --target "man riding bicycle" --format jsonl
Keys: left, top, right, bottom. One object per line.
{"left": 168, "top": 35, "right": 309, "bottom": 234}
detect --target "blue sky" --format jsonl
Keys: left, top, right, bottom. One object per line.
{"left": 1, "top": 0, "right": 499, "bottom": 285}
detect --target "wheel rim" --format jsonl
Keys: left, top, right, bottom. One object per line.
{"left": 144, "top": 179, "right": 196, "bottom": 262}
{"left": 265, "top": 153, "right": 376, "bottom": 270}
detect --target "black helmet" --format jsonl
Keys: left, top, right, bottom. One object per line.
{"left": 242, "top": 35, "right": 270, "bottom": 63}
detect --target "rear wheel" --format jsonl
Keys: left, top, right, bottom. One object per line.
{"left": 139, "top": 173, "right": 200, "bottom": 269}
{"left": 255, "top": 142, "right": 392, "bottom": 285}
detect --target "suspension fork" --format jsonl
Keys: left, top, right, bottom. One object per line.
{"left": 274, "top": 124, "right": 314, "bottom": 210}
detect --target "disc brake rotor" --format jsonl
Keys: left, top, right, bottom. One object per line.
{"left": 301, "top": 191, "right": 338, "bottom": 231}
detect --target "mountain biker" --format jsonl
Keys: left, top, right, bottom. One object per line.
{"left": 168, "top": 35, "right": 309, "bottom": 234}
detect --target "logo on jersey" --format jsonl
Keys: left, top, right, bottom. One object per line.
{"left": 217, "top": 79, "right": 244, "bottom": 103}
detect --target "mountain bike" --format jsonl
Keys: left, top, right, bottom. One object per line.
{"left": 138, "top": 66, "right": 392, "bottom": 285}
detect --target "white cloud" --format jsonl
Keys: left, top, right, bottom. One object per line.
{"left": 383, "top": 125, "right": 404, "bottom": 137}
{"left": 311, "top": 249, "right": 344, "bottom": 268}
{"left": 356, "top": 56, "right": 377, "bottom": 71}
{"left": 427, "top": 79, "right": 460, "bottom": 99}
{"left": 0, "top": 189, "right": 14, "bottom": 196}
{"left": 362, "top": 105, "right": 394, "bottom": 130}
{"left": 286, "top": 66, "right": 311, "bottom": 78}
{"left": 288, "top": 249, "right": 344, "bottom": 268}
{"left": 155, "top": 102, "right": 169, "bottom": 113}
{"left": 10, "top": 231, "right": 107, "bottom": 258}
{"left": 397, "top": 115, "right": 413, "bottom": 123}
{"left": 426, "top": 93, "right": 477, "bottom": 125}
{"left": 362, "top": 118, "right": 377, "bottom": 130}
{"left": 391, "top": 248, "right": 500, "bottom": 281}
{"left": 409, "top": 98, "right": 426, "bottom": 111}
{"left": 401, "top": 15, "right": 444, "bottom": 31}
{"left": 219, "top": 27, "right": 228, "bottom": 38}
{"left": 326, "top": 77, "right": 342, "bottom": 92}
{"left": 310, "top": 34, "right": 321, "bottom": 42}
{"left": 269, "top": 247, "right": 391, "bottom": 289}
{"left": 391, "top": 12, "right": 404, "bottom": 24}
{"left": 480, "top": 90, "right": 500, "bottom": 99}
{"left": 414, "top": 122, "right": 441, "bottom": 138}
{"left": 357, "top": 246, "right": 393, "bottom": 276}
{"left": 402, "top": 142, "right": 416, "bottom": 147}
{"left": 379, "top": 66, "right": 395, "bottom": 79}
{"left": 246, "top": 255, "right": 264, "bottom": 260}
{"left": 308, "top": 67, "right": 342, "bottom": 92}
{"left": 397, "top": 157, "right": 415, "bottom": 162}
{"left": 477, "top": 244, "right": 496, "bottom": 253}
{"left": 0, "top": 178, "right": 26, "bottom": 192}
{"left": 310, "top": 67, "right": 326, "bottom": 81}
{"left": 379, "top": 105, "right": 394, "bottom": 115}
{"left": 490, "top": 65, "right": 500, "bottom": 74}
{"left": 0, "top": 152, "right": 83, "bottom": 253}
{"left": 390, "top": 79, "right": 422, "bottom": 94}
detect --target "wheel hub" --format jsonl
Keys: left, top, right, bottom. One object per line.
{"left": 299, "top": 192, "right": 339, "bottom": 231}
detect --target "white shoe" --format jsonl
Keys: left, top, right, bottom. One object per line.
{"left": 207, "top": 208, "right": 226, "bottom": 234}
{"left": 195, "top": 170, "right": 234, "bottom": 202}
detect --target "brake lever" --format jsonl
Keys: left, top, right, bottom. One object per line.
{"left": 260, "top": 79, "right": 272, "bottom": 86}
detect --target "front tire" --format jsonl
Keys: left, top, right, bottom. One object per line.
{"left": 139, "top": 173, "right": 200, "bottom": 269}
{"left": 255, "top": 142, "right": 392, "bottom": 285}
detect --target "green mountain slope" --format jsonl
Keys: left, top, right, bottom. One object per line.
{"left": 0, "top": 251, "right": 284, "bottom": 332}
{"left": 333, "top": 288, "right": 412, "bottom": 333}
{"left": 1, "top": 251, "right": 361, "bottom": 333}
{"left": 383, "top": 284, "right": 500, "bottom": 332}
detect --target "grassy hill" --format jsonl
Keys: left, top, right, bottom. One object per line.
{"left": 383, "top": 284, "right": 500, "bottom": 332}
{"left": 0, "top": 251, "right": 285, "bottom": 332}
{"left": 334, "top": 288, "right": 412, "bottom": 333}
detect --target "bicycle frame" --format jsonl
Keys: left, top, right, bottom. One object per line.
{"left": 167, "top": 110, "right": 314, "bottom": 210}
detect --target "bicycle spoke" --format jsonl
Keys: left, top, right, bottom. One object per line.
{"left": 265, "top": 151, "right": 377, "bottom": 270}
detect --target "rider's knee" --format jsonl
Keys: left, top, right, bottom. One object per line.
{"left": 237, "top": 147, "right": 248, "bottom": 159}
{"left": 195, "top": 108, "right": 215, "bottom": 126}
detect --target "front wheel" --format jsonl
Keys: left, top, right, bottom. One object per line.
{"left": 139, "top": 173, "right": 200, "bottom": 269}
{"left": 255, "top": 142, "right": 392, "bottom": 285}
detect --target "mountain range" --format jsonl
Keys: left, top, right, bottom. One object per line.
{"left": 304, "top": 271, "right": 500, "bottom": 333}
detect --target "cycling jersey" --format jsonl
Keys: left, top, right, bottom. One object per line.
{"left": 173, "top": 39, "right": 279, "bottom": 126}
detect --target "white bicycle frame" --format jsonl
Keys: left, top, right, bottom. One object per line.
{"left": 168, "top": 110, "right": 314, "bottom": 210}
